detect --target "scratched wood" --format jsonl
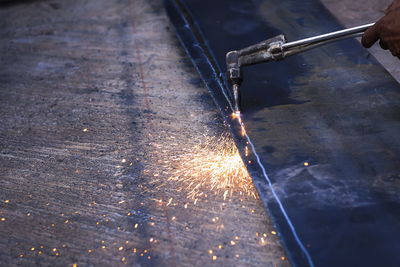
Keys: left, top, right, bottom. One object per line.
{"left": 0, "top": 0, "right": 288, "bottom": 266}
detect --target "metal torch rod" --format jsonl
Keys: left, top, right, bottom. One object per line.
{"left": 282, "top": 23, "right": 374, "bottom": 56}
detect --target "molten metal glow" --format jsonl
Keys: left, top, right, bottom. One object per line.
{"left": 168, "top": 133, "right": 257, "bottom": 200}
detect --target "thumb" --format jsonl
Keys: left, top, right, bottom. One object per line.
{"left": 362, "top": 23, "right": 381, "bottom": 48}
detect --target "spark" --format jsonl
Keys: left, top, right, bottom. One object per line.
{"left": 166, "top": 198, "right": 173, "bottom": 206}
{"left": 231, "top": 111, "right": 241, "bottom": 120}
{"left": 167, "top": 133, "right": 257, "bottom": 200}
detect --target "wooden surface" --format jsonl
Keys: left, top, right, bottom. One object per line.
{"left": 0, "top": 0, "right": 288, "bottom": 266}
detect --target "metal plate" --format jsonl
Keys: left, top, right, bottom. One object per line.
{"left": 164, "top": 0, "right": 400, "bottom": 266}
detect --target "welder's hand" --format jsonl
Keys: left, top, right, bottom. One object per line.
{"left": 362, "top": 0, "right": 400, "bottom": 58}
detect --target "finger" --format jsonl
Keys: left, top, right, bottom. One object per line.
{"left": 362, "top": 23, "right": 381, "bottom": 48}
{"left": 388, "top": 41, "right": 400, "bottom": 57}
{"left": 380, "top": 40, "right": 389, "bottom": 50}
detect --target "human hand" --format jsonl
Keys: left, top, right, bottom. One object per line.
{"left": 362, "top": 0, "right": 400, "bottom": 58}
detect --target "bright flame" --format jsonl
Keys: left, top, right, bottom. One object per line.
{"left": 168, "top": 133, "right": 257, "bottom": 200}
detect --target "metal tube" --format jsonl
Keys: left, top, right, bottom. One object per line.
{"left": 282, "top": 23, "right": 374, "bottom": 50}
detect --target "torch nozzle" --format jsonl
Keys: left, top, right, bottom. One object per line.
{"left": 232, "top": 83, "right": 240, "bottom": 114}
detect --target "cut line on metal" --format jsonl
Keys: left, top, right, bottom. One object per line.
{"left": 165, "top": 0, "right": 315, "bottom": 265}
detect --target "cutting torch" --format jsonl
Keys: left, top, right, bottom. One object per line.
{"left": 226, "top": 23, "right": 374, "bottom": 113}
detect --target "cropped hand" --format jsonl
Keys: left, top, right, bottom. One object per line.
{"left": 362, "top": 0, "right": 400, "bottom": 58}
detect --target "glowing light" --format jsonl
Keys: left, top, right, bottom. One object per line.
{"left": 121, "top": 159, "right": 126, "bottom": 163}
{"left": 134, "top": 223, "right": 139, "bottom": 229}
{"left": 4, "top": 200, "right": 9, "bottom": 203}
{"left": 304, "top": 162, "right": 309, "bottom": 166}
{"left": 212, "top": 255, "right": 217, "bottom": 261}
{"left": 118, "top": 246, "right": 124, "bottom": 251}
{"left": 167, "top": 133, "right": 257, "bottom": 200}
{"left": 208, "top": 250, "right": 213, "bottom": 254}
{"left": 0, "top": 218, "right": 6, "bottom": 221}
{"left": 83, "top": 128, "right": 88, "bottom": 132}
{"left": 271, "top": 231, "right": 277, "bottom": 235}
{"left": 231, "top": 111, "right": 241, "bottom": 120}
{"left": 281, "top": 256, "right": 286, "bottom": 261}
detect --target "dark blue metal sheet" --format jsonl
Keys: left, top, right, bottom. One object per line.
{"left": 164, "top": 0, "right": 400, "bottom": 266}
